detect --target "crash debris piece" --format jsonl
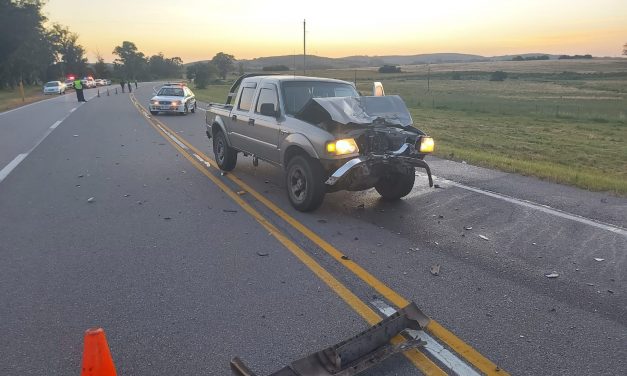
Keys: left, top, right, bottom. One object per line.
{"left": 545, "top": 272, "right": 559, "bottom": 278}
{"left": 430, "top": 264, "right": 440, "bottom": 276}
{"left": 223, "top": 209, "right": 238, "bottom": 213}
{"left": 594, "top": 258, "right": 605, "bottom": 262}
{"left": 87, "top": 197, "right": 95, "bottom": 203}
{"left": 465, "top": 226, "right": 473, "bottom": 230}
{"left": 256, "top": 251, "right": 269, "bottom": 257}
{"left": 237, "top": 191, "right": 246, "bottom": 196}
{"left": 478, "top": 235, "right": 489, "bottom": 241}
{"left": 341, "top": 255, "right": 350, "bottom": 260}
{"left": 317, "top": 219, "right": 328, "bottom": 223}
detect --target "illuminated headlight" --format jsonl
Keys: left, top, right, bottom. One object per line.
{"left": 419, "top": 136, "right": 435, "bottom": 153}
{"left": 326, "top": 138, "right": 359, "bottom": 155}
{"left": 151, "top": 100, "right": 159, "bottom": 105}
{"left": 171, "top": 101, "right": 180, "bottom": 106}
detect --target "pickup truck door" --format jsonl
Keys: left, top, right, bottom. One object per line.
{"left": 248, "top": 83, "right": 280, "bottom": 163}
{"left": 227, "top": 82, "right": 257, "bottom": 152}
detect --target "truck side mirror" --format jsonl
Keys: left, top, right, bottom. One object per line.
{"left": 259, "top": 103, "right": 278, "bottom": 118}
{"left": 373, "top": 82, "right": 385, "bottom": 96}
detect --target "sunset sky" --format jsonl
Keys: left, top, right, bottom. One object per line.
{"left": 43, "top": 0, "right": 627, "bottom": 63}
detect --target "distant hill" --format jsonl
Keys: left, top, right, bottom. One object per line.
{"left": 185, "top": 52, "right": 571, "bottom": 70}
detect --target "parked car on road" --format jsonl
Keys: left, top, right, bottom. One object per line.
{"left": 149, "top": 83, "right": 197, "bottom": 115}
{"left": 205, "top": 74, "right": 435, "bottom": 211}
{"left": 43, "top": 81, "right": 66, "bottom": 95}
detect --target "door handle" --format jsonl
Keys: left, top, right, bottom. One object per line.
{"left": 231, "top": 115, "right": 237, "bottom": 121}
{"left": 248, "top": 118, "right": 255, "bottom": 126}
{"left": 279, "top": 130, "right": 290, "bottom": 135}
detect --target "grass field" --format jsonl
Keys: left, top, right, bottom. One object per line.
{"left": 181, "top": 59, "right": 627, "bottom": 195}
{"left": 0, "top": 85, "right": 54, "bottom": 112}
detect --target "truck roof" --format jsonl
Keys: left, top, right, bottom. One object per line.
{"left": 243, "top": 75, "right": 351, "bottom": 84}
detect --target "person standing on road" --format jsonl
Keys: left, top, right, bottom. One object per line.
{"left": 120, "top": 80, "right": 125, "bottom": 93}
{"left": 134, "top": 80, "right": 138, "bottom": 88}
{"left": 127, "top": 81, "right": 132, "bottom": 93}
{"left": 73, "top": 78, "right": 86, "bottom": 102}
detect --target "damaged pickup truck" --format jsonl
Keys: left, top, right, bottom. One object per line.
{"left": 206, "top": 74, "right": 434, "bottom": 211}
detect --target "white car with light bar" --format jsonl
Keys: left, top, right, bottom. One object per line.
{"left": 43, "top": 81, "right": 66, "bottom": 95}
{"left": 149, "top": 84, "right": 197, "bottom": 115}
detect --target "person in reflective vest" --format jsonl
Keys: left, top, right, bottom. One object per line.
{"left": 73, "top": 78, "right": 86, "bottom": 102}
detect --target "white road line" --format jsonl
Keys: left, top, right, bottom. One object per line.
{"left": 0, "top": 106, "right": 77, "bottom": 184}
{"left": 154, "top": 122, "right": 189, "bottom": 150}
{"left": 418, "top": 173, "right": 627, "bottom": 237}
{"left": 371, "top": 300, "right": 481, "bottom": 376}
{"left": 0, "top": 154, "right": 28, "bottom": 183}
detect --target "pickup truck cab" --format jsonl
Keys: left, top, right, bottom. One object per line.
{"left": 206, "top": 74, "right": 434, "bottom": 212}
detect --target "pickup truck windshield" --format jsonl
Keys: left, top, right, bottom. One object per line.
{"left": 282, "top": 81, "right": 358, "bottom": 115}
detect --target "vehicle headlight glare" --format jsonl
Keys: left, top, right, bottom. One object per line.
{"left": 419, "top": 137, "right": 434, "bottom": 153}
{"left": 327, "top": 138, "right": 358, "bottom": 155}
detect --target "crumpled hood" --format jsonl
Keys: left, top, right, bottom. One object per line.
{"left": 296, "top": 95, "right": 413, "bottom": 127}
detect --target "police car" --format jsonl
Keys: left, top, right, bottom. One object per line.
{"left": 149, "top": 83, "right": 197, "bottom": 115}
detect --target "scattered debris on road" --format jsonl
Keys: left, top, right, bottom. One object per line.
{"left": 87, "top": 197, "right": 95, "bottom": 203}
{"left": 223, "top": 209, "right": 238, "bottom": 213}
{"left": 434, "top": 184, "right": 441, "bottom": 188}
{"left": 356, "top": 203, "right": 365, "bottom": 210}
{"left": 341, "top": 255, "right": 350, "bottom": 260}
{"left": 236, "top": 191, "right": 246, "bottom": 196}
{"left": 317, "top": 219, "right": 327, "bottom": 223}
{"left": 430, "top": 264, "right": 440, "bottom": 276}
{"left": 465, "top": 226, "right": 473, "bottom": 230}
{"left": 256, "top": 251, "right": 269, "bottom": 257}
{"left": 221, "top": 171, "right": 227, "bottom": 176}
{"left": 594, "top": 258, "right": 605, "bottom": 262}
{"left": 545, "top": 272, "right": 559, "bottom": 278}
{"left": 163, "top": 217, "right": 172, "bottom": 221}
{"left": 478, "top": 234, "right": 490, "bottom": 241}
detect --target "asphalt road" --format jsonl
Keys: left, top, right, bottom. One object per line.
{"left": 0, "top": 83, "right": 625, "bottom": 375}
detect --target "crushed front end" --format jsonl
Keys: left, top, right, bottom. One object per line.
{"left": 296, "top": 95, "right": 434, "bottom": 192}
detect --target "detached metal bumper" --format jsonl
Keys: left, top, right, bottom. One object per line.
{"left": 231, "top": 302, "right": 429, "bottom": 376}
{"left": 325, "top": 143, "right": 433, "bottom": 187}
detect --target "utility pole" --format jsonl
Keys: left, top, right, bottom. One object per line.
{"left": 303, "top": 19, "right": 306, "bottom": 76}
{"left": 427, "top": 64, "right": 430, "bottom": 92}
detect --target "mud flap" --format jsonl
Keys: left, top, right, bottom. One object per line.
{"left": 230, "top": 302, "right": 429, "bottom": 376}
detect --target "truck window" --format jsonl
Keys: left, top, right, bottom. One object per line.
{"left": 255, "top": 87, "right": 278, "bottom": 113}
{"left": 281, "top": 81, "right": 358, "bottom": 115}
{"left": 238, "top": 87, "right": 255, "bottom": 112}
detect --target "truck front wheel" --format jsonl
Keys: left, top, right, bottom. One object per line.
{"left": 213, "top": 130, "right": 237, "bottom": 171}
{"left": 375, "top": 170, "right": 415, "bottom": 200}
{"left": 286, "top": 155, "right": 326, "bottom": 212}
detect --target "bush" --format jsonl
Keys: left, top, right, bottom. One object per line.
{"left": 489, "top": 71, "right": 508, "bottom": 81}
{"left": 262, "top": 65, "right": 290, "bottom": 71}
{"left": 378, "top": 65, "right": 401, "bottom": 73}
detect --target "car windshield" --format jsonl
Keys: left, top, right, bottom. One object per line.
{"left": 45, "top": 82, "right": 59, "bottom": 87}
{"left": 158, "top": 87, "right": 184, "bottom": 97}
{"left": 281, "top": 81, "right": 358, "bottom": 115}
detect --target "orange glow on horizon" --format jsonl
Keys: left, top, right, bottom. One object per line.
{"left": 43, "top": 0, "right": 627, "bottom": 63}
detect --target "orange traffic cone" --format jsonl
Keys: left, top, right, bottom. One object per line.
{"left": 80, "top": 327, "right": 117, "bottom": 376}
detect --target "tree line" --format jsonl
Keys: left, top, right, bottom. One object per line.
{"left": 0, "top": 1, "right": 188, "bottom": 88}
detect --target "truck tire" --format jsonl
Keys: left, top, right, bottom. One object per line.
{"left": 190, "top": 103, "right": 196, "bottom": 113}
{"left": 213, "top": 130, "right": 237, "bottom": 171}
{"left": 375, "top": 171, "right": 415, "bottom": 200}
{"left": 286, "top": 155, "right": 326, "bottom": 212}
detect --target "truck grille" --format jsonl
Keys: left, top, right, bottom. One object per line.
{"left": 159, "top": 101, "right": 171, "bottom": 105}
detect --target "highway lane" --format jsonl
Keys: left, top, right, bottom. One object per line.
{"left": 134, "top": 84, "right": 626, "bottom": 375}
{"left": 0, "top": 88, "right": 103, "bottom": 183}
{"left": 0, "top": 89, "right": 420, "bottom": 375}
{"left": 0, "top": 84, "right": 625, "bottom": 375}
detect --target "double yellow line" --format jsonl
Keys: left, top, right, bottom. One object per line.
{"left": 130, "top": 94, "right": 507, "bottom": 376}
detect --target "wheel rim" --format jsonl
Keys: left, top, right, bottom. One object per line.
{"left": 289, "top": 165, "right": 307, "bottom": 203}
{"left": 216, "top": 137, "right": 225, "bottom": 163}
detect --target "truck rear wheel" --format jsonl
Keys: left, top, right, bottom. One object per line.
{"left": 213, "top": 130, "right": 237, "bottom": 171}
{"left": 286, "top": 155, "right": 326, "bottom": 212}
{"left": 375, "top": 171, "right": 415, "bottom": 200}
